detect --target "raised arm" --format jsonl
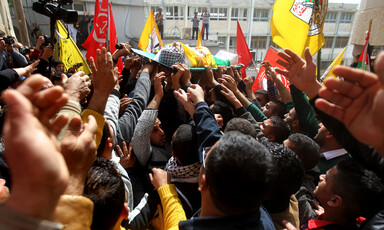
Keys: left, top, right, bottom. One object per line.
{"left": 315, "top": 52, "right": 384, "bottom": 156}
{"left": 116, "top": 63, "right": 154, "bottom": 145}
{"left": 131, "top": 72, "right": 165, "bottom": 167}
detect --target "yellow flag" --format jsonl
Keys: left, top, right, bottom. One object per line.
{"left": 138, "top": 10, "right": 163, "bottom": 52}
{"left": 55, "top": 21, "right": 91, "bottom": 75}
{"left": 271, "top": 0, "right": 327, "bottom": 58}
{"left": 320, "top": 46, "right": 346, "bottom": 82}
{"left": 196, "top": 26, "right": 202, "bottom": 47}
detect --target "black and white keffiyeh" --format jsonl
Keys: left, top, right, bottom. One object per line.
{"left": 165, "top": 157, "right": 201, "bottom": 183}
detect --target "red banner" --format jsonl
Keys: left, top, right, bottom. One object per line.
{"left": 82, "top": 0, "right": 123, "bottom": 71}
{"left": 252, "top": 47, "right": 290, "bottom": 92}
{"left": 236, "top": 21, "right": 252, "bottom": 79}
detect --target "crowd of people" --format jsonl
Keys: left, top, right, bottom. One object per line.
{"left": 1, "top": 26, "right": 384, "bottom": 230}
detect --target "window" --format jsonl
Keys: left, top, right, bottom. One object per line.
{"left": 251, "top": 37, "right": 267, "bottom": 49}
{"left": 165, "top": 6, "right": 184, "bottom": 20}
{"left": 335, "top": 37, "right": 349, "bottom": 48}
{"left": 324, "top": 37, "right": 334, "bottom": 48}
{"left": 340, "top": 12, "right": 353, "bottom": 23}
{"left": 210, "top": 7, "right": 227, "bottom": 21}
{"left": 151, "top": 6, "right": 161, "bottom": 13}
{"left": 61, "top": 3, "right": 85, "bottom": 12}
{"left": 253, "top": 9, "right": 269, "bottom": 21}
{"left": 218, "top": 36, "right": 226, "bottom": 48}
{"left": 271, "top": 41, "right": 279, "bottom": 49}
{"left": 229, "top": 36, "right": 236, "bottom": 49}
{"left": 188, "top": 6, "right": 204, "bottom": 19}
{"left": 73, "top": 3, "right": 84, "bottom": 11}
{"left": 231, "top": 8, "right": 247, "bottom": 21}
{"left": 325, "top": 12, "right": 337, "bottom": 23}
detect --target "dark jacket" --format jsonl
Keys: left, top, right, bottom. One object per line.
{"left": 179, "top": 206, "right": 276, "bottom": 230}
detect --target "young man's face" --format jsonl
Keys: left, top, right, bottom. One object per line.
{"left": 314, "top": 166, "right": 337, "bottom": 207}
{"left": 150, "top": 118, "right": 166, "bottom": 147}
{"left": 284, "top": 108, "right": 296, "bottom": 127}
{"left": 259, "top": 119, "right": 274, "bottom": 138}
{"left": 262, "top": 101, "right": 276, "bottom": 118}
{"left": 55, "top": 63, "right": 65, "bottom": 73}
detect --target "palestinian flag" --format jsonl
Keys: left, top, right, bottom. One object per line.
{"left": 357, "top": 30, "right": 370, "bottom": 71}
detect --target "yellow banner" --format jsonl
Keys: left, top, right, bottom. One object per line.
{"left": 55, "top": 21, "right": 91, "bottom": 75}
{"left": 320, "top": 46, "right": 346, "bottom": 82}
{"left": 271, "top": 0, "right": 327, "bottom": 58}
{"left": 138, "top": 10, "right": 163, "bottom": 52}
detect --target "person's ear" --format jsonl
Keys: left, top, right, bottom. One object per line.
{"left": 292, "top": 119, "right": 300, "bottom": 128}
{"left": 198, "top": 174, "right": 208, "bottom": 192}
{"left": 121, "top": 203, "right": 129, "bottom": 219}
{"left": 267, "top": 135, "right": 276, "bottom": 142}
{"left": 327, "top": 195, "right": 342, "bottom": 207}
{"left": 107, "top": 137, "right": 113, "bottom": 149}
{"left": 325, "top": 131, "right": 334, "bottom": 140}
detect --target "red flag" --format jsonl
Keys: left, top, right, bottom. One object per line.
{"left": 82, "top": 0, "right": 123, "bottom": 71}
{"left": 252, "top": 47, "right": 290, "bottom": 92}
{"left": 108, "top": 3, "right": 123, "bottom": 71}
{"left": 236, "top": 21, "right": 252, "bottom": 79}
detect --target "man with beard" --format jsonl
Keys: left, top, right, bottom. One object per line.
{"left": 314, "top": 122, "right": 350, "bottom": 174}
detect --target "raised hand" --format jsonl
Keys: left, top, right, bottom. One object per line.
{"left": 61, "top": 115, "right": 97, "bottom": 195}
{"left": 220, "top": 84, "right": 242, "bottom": 109}
{"left": 112, "top": 42, "right": 132, "bottom": 62}
{"left": 315, "top": 52, "right": 384, "bottom": 155}
{"left": 276, "top": 48, "right": 321, "bottom": 99}
{"left": 17, "top": 75, "right": 68, "bottom": 128}
{"left": 204, "top": 65, "right": 219, "bottom": 88}
{"left": 116, "top": 141, "right": 136, "bottom": 169}
{"left": 14, "top": 59, "right": 40, "bottom": 77}
{"left": 218, "top": 74, "right": 238, "bottom": 94}
{"left": 64, "top": 71, "right": 91, "bottom": 102}
{"left": 187, "top": 84, "right": 205, "bottom": 104}
{"left": 149, "top": 168, "right": 170, "bottom": 190}
{"left": 2, "top": 76, "right": 69, "bottom": 220}
{"left": 174, "top": 88, "right": 195, "bottom": 117}
{"left": 88, "top": 47, "right": 118, "bottom": 114}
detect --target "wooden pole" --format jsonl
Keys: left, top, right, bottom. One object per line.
{"left": 12, "top": 0, "right": 30, "bottom": 46}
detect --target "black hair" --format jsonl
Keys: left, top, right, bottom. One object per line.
{"left": 84, "top": 158, "right": 125, "bottom": 230}
{"left": 205, "top": 131, "right": 275, "bottom": 215}
{"left": 270, "top": 116, "right": 291, "bottom": 144}
{"left": 211, "top": 101, "right": 235, "bottom": 129}
{"left": 334, "top": 159, "right": 384, "bottom": 218}
{"left": 97, "top": 121, "right": 112, "bottom": 157}
{"left": 262, "top": 141, "right": 304, "bottom": 200}
{"left": 0, "top": 30, "right": 5, "bottom": 36}
{"left": 287, "top": 133, "right": 320, "bottom": 170}
{"left": 172, "top": 124, "right": 199, "bottom": 165}
{"left": 52, "top": 59, "right": 63, "bottom": 67}
{"left": 224, "top": 118, "right": 257, "bottom": 139}
{"left": 270, "top": 100, "right": 286, "bottom": 118}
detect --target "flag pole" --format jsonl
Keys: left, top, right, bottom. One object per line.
{"left": 106, "top": 1, "right": 110, "bottom": 51}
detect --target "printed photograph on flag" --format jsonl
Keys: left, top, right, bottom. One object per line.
{"left": 139, "top": 9, "right": 163, "bottom": 53}
{"left": 55, "top": 21, "right": 91, "bottom": 75}
{"left": 271, "top": 0, "right": 327, "bottom": 58}
{"left": 252, "top": 47, "right": 290, "bottom": 92}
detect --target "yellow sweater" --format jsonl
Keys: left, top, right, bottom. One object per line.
{"left": 157, "top": 184, "right": 187, "bottom": 230}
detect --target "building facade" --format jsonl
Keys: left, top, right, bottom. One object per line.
{"left": 12, "top": 0, "right": 359, "bottom": 72}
